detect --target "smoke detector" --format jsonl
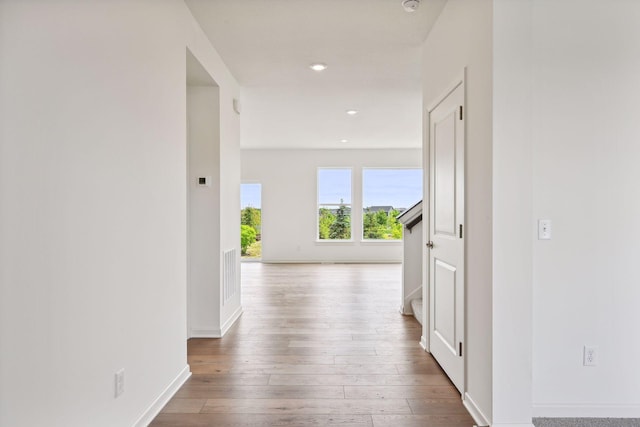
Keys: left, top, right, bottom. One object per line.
{"left": 402, "top": 0, "right": 420, "bottom": 12}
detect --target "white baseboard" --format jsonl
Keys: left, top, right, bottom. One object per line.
{"left": 463, "top": 392, "right": 491, "bottom": 427}
{"left": 189, "top": 307, "right": 243, "bottom": 338}
{"left": 400, "top": 305, "right": 413, "bottom": 315}
{"left": 133, "top": 364, "right": 191, "bottom": 427}
{"left": 462, "top": 392, "right": 535, "bottom": 427}
{"left": 420, "top": 335, "right": 428, "bottom": 352}
{"left": 261, "top": 260, "right": 402, "bottom": 264}
{"left": 189, "top": 328, "right": 222, "bottom": 338}
{"left": 220, "top": 305, "right": 243, "bottom": 337}
{"left": 489, "top": 424, "right": 535, "bottom": 427}
{"left": 188, "top": 307, "right": 243, "bottom": 338}
{"left": 533, "top": 403, "right": 640, "bottom": 418}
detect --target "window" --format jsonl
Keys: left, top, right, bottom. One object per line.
{"left": 317, "top": 168, "right": 352, "bottom": 240}
{"left": 362, "top": 168, "right": 422, "bottom": 240}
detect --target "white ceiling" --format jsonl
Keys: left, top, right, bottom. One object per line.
{"left": 185, "top": 0, "right": 446, "bottom": 149}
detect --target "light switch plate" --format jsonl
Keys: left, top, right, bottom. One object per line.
{"left": 538, "top": 219, "right": 551, "bottom": 240}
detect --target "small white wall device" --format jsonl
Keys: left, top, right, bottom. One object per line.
{"left": 402, "top": 0, "right": 420, "bottom": 13}
{"left": 538, "top": 219, "right": 552, "bottom": 240}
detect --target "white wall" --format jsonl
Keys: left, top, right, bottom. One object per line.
{"left": 187, "top": 85, "right": 222, "bottom": 336}
{"left": 427, "top": 0, "right": 640, "bottom": 423}
{"left": 421, "top": 1, "right": 494, "bottom": 423}
{"left": 0, "top": 1, "right": 240, "bottom": 426}
{"left": 530, "top": 0, "right": 640, "bottom": 417}
{"left": 241, "top": 149, "right": 421, "bottom": 263}
{"left": 187, "top": 82, "right": 242, "bottom": 338}
{"left": 493, "top": 0, "right": 534, "bottom": 424}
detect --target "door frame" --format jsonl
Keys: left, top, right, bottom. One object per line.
{"left": 422, "top": 69, "right": 467, "bottom": 394}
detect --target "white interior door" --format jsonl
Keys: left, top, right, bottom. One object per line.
{"left": 428, "top": 80, "right": 465, "bottom": 393}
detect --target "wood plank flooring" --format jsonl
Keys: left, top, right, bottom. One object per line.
{"left": 150, "top": 263, "right": 474, "bottom": 427}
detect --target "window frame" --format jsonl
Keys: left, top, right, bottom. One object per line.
{"left": 361, "top": 167, "right": 422, "bottom": 242}
{"left": 316, "top": 167, "right": 354, "bottom": 242}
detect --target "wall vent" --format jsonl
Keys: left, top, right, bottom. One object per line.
{"left": 223, "top": 249, "right": 238, "bottom": 304}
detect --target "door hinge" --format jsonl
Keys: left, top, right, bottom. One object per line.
{"left": 459, "top": 105, "right": 463, "bottom": 120}
{"left": 459, "top": 342, "right": 463, "bottom": 357}
{"left": 459, "top": 224, "right": 463, "bottom": 239}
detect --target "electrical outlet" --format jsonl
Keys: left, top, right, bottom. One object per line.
{"left": 583, "top": 346, "right": 598, "bottom": 366}
{"left": 115, "top": 369, "right": 125, "bottom": 398}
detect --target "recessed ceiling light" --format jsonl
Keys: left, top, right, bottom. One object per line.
{"left": 309, "top": 63, "right": 327, "bottom": 71}
{"left": 340, "top": 139, "right": 349, "bottom": 143}
{"left": 346, "top": 109, "right": 358, "bottom": 116}
{"left": 402, "top": 0, "right": 420, "bottom": 13}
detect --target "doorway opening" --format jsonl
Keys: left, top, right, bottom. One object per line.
{"left": 240, "top": 183, "right": 262, "bottom": 261}
{"left": 186, "top": 48, "right": 221, "bottom": 338}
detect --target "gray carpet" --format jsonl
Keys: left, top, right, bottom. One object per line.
{"left": 533, "top": 418, "right": 640, "bottom": 427}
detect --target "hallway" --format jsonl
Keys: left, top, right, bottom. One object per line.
{"left": 151, "top": 263, "right": 473, "bottom": 426}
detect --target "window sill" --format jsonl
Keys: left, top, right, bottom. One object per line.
{"left": 315, "top": 239, "right": 356, "bottom": 245}
{"left": 360, "top": 239, "right": 403, "bottom": 245}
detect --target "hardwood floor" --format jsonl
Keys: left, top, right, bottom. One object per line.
{"left": 150, "top": 263, "right": 474, "bottom": 427}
